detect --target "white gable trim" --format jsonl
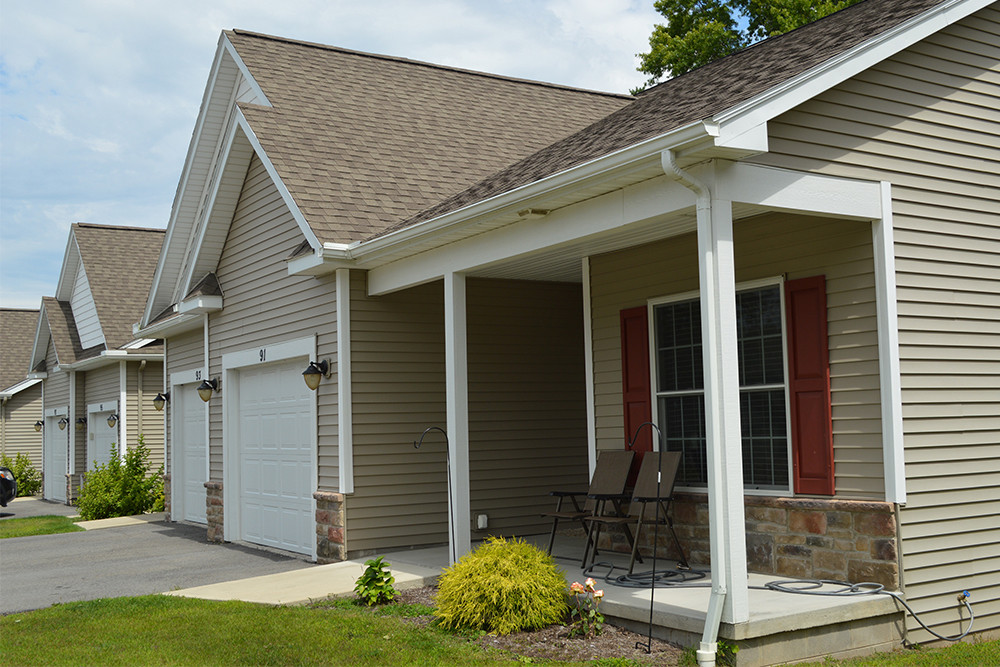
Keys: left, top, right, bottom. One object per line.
{"left": 235, "top": 111, "right": 322, "bottom": 250}
{"left": 29, "top": 303, "right": 52, "bottom": 374}
{"left": 221, "top": 35, "right": 271, "bottom": 107}
{"left": 714, "top": 0, "right": 992, "bottom": 144}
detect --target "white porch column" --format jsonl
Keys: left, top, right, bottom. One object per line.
{"left": 693, "top": 164, "right": 749, "bottom": 626}
{"left": 444, "top": 271, "right": 471, "bottom": 562}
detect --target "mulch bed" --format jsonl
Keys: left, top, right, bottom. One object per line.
{"left": 395, "top": 586, "right": 685, "bottom": 665}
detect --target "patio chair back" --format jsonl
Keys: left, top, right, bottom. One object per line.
{"left": 628, "top": 451, "right": 682, "bottom": 519}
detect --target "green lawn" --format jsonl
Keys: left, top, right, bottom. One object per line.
{"left": 2, "top": 595, "right": 997, "bottom": 667}
{"left": 0, "top": 515, "right": 84, "bottom": 539}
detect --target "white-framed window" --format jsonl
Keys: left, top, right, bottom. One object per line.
{"left": 651, "top": 278, "right": 792, "bottom": 492}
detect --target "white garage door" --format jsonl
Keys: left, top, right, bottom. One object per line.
{"left": 88, "top": 413, "right": 117, "bottom": 471}
{"left": 177, "top": 384, "right": 207, "bottom": 523}
{"left": 238, "top": 360, "right": 314, "bottom": 555}
{"left": 44, "top": 416, "right": 67, "bottom": 502}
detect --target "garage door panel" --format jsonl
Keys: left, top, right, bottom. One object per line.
{"left": 179, "top": 385, "right": 207, "bottom": 524}
{"left": 237, "top": 359, "right": 314, "bottom": 556}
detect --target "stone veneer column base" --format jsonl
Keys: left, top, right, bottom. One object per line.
{"left": 205, "top": 480, "right": 224, "bottom": 542}
{"left": 314, "top": 491, "right": 346, "bottom": 564}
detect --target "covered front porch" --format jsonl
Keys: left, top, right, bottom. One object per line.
{"left": 380, "top": 533, "right": 904, "bottom": 667}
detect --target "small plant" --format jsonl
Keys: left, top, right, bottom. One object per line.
{"left": 568, "top": 577, "right": 605, "bottom": 638}
{"left": 354, "top": 556, "right": 398, "bottom": 606}
{"left": 435, "top": 536, "right": 566, "bottom": 635}
{"left": 76, "top": 436, "right": 163, "bottom": 520}
{"left": 0, "top": 453, "right": 42, "bottom": 497}
{"left": 717, "top": 639, "right": 739, "bottom": 666}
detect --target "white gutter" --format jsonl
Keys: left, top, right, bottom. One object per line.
{"left": 60, "top": 350, "right": 163, "bottom": 373}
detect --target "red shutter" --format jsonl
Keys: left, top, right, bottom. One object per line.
{"left": 785, "top": 276, "right": 835, "bottom": 495}
{"left": 620, "top": 306, "right": 652, "bottom": 466}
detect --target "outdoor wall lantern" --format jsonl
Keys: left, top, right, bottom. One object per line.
{"left": 107, "top": 414, "right": 119, "bottom": 428}
{"left": 302, "top": 359, "right": 331, "bottom": 391}
{"left": 153, "top": 392, "right": 170, "bottom": 411}
{"left": 197, "top": 378, "right": 220, "bottom": 403}
{"left": 76, "top": 417, "right": 87, "bottom": 431}
{"left": 34, "top": 420, "right": 43, "bottom": 432}
{"left": 58, "top": 417, "right": 69, "bottom": 430}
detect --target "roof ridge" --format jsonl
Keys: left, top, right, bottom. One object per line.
{"left": 72, "top": 222, "right": 166, "bottom": 234}
{"left": 0, "top": 307, "right": 39, "bottom": 313}
{"left": 227, "top": 29, "right": 634, "bottom": 100}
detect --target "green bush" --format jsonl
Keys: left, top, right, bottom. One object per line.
{"left": 354, "top": 555, "right": 398, "bottom": 606}
{"left": 0, "top": 452, "right": 42, "bottom": 497}
{"left": 434, "top": 536, "right": 567, "bottom": 635}
{"left": 77, "top": 436, "right": 163, "bottom": 520}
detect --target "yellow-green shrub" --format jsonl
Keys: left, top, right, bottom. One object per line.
{"left": 434, "top": 536, "right": 566, "bottom": 635}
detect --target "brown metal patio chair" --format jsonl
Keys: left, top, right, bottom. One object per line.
{"left": 542, "top": 450, "right": 634, "bottom": 565}
{"left": 583, "top": 450, "right": 689, "bottom": 574}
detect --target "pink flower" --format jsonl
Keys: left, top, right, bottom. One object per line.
{"left": 594, "top": 590, "right": 605, "bottom": 599}
{"left": 570, "top": 581, "right": 585, "bottom": 594}
{"left": 585, "top": 578, "right": 596, "bottom": 592}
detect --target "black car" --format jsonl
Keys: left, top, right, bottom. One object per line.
{"left": 0, "top": 467, "right": 16, "bottom": 507}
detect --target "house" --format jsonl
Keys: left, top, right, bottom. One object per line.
{"left": 138, "top": 0, "right": 998, "bottom": 654}
{"left": 30, "top": 223, "right": 166, "bottom": 503}
{"left": 1, "top": 308, "right": 44, "bottom": 475}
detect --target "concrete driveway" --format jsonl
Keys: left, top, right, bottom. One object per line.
{"left": 1, "top": 498, "right": 314, "bottom": 615}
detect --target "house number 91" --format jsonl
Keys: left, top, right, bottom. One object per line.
{"left": 259, "top": 348, "right": 266, "bottom": 363}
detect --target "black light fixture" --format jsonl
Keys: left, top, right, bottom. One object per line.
{"left": 302, "top": 359, "right": 331, "bottom": 391}
{"left": 76, "top": 417, "right": 87, "bottom": 431}
{"left": 58, "top": 417, "right": 69, "bottom": 430}
{"left": 153, "top": 391, "right": 170, "bottom": 411}
{"left": 34, "top": 420, "right": 43, "bottom": 432}
{"left": 107, "top": 413, "right": 119, "bottom": 428}
{"left": 197, "top": 378, "right": 220, "bottom": 403}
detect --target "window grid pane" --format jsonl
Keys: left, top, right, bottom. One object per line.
{"left": 654, "top": 285, "right": 789, "bottom": 490}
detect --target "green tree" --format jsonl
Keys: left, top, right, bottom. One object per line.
{"left": 635, "top": 0, "right": 863, "bottom": 90}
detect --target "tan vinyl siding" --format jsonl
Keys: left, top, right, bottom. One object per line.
{"left": 165, "top": 329, "right": 204, "bottom": 472}
{"left": 589, "top": 213, "right": 882, "bottom": 498}
{"left": 750, "top": 5, "right": 1000, "bottom": 642}
{"left": 168, "top": 329, "right": 204, "bottom": 375}
{"left": 467, "top": 279, "right": 588, "bottom": 536}
{"left": 0, "top": 384, "right": 43, "bottom": 470}
{"left": 208, "top": 154, "right": 339, "bottom": 489}
{"left": 126, "top": 360, "right": 164, "bottom": 468}
{"left": 84, "top": 364, "right": 119, "bottom": 405}
{"left": 347, "top": 275, "right": 446, "bottom": 552}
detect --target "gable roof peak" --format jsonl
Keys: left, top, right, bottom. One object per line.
{"left": 226, "top": 29, "right": 634, "bottom": 101}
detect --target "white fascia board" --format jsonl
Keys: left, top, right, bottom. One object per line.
{"left": 221, "top": 34, "right": 271, "bottom": 107}
{"left": 143, "top": 35, "right": 232, "bottom": 327}
{"left": 26, "top": 372, "right": 48, "bottom": 381}
{"left": 368, "top": 174, "right": 696, "bottom": 295}
{"left": 61, "top": 350, "right": 163, "bottom": 372}
{"left": 286, "top": 243, "right": 355, "bottom": 276}
{"left": 135, "top": 311, "right": 203, "bottom": 339}
{"left": 714, "top": 162, "right": 882, "bottom": 219}
{"left": 235, "top": 111, "right": 323, "bottom": 252}
{"left": 0, "top": 378, "right": 42, "bottom": 398}
{"left": 178, "top": 295, "right": 224, "bottom": 315}
{"left": 29, "top": 302, "right": 51, "bottom": 373}
{"left": 121, "top": 338, "right": 157, "bottom": 350}
{"left": 54, "top": 232, "right": 81, "bottom": 301}
{"left": 714, "top": 0, "right": 990, "bottom": 143}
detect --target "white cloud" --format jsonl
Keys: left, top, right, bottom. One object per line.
{"left": 0, "top": 0, "right": 661, "bottom": 308}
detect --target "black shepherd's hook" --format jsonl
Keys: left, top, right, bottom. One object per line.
{"left": 626, "top": 421, "right": 663, "bottom": 655}
{"left": 413, "top": 426, "right": 457, "bottom": 565}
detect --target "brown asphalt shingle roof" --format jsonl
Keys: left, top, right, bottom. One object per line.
{"left": 0, "top": 308, "right": 40, "bottom": 389}
{"left": 40, "top": 297, "right": 91, "bottom": 366}
{"left": 226, "top": 30, "right": 633, "bottom": 245}
{"left": 392, "top": 0, "right": 948, "bottom": 231}
{"left": 72, "top": 223, "right": 165, "bottom": 351}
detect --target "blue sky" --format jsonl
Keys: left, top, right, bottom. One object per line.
{"left": 0, "top": 0, "right": 662, "bottom": 309}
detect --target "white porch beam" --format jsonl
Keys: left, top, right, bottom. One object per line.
{"left": 873, "top": 182, "right": 906, "bottom": 505}
{"left": 715, "top": 161, "right": 882, "bottom": 220}
{"left": 444, "top": 272, "right": 472, "bottom": 563}
{"left": 367, "top": 177, "right": 695, "bottom": 296}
